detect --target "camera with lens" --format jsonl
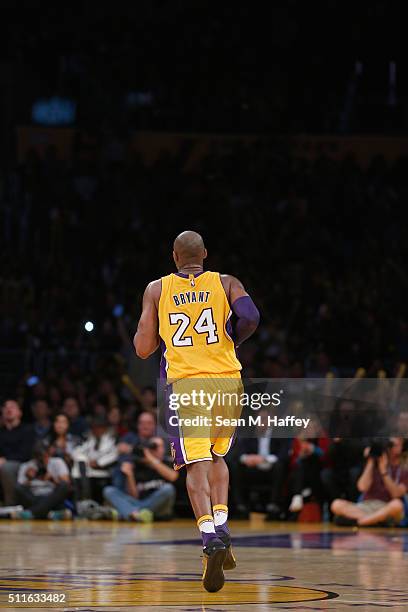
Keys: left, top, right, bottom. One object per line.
{"left": 132, "top": 439, "right": 158, "bottom": 462}
{"left": 368, "top": 439, "right": 393, "bottom": 459}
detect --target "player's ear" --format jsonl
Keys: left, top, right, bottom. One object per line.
{"left": 203, "top": 248, "right": 207, "bottom": 260}
{"left": 173, "top": 250, "right": 178, "bottom": 266}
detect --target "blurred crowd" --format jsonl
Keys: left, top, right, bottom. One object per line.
{"left": 2, "top": 140, "right": 408, "bottom": 383}
{"left": 0, "top": 397, "right": 178, "bottom": 521}
{"left": 0, "top": 396, "right": 407, "bottom": 527}
{"left": 2, "top": 100, "right": 408, "bottom": 526}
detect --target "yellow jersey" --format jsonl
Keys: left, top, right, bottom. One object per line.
{"left": 158, "top": 271, "right": 242, "bottom": 380}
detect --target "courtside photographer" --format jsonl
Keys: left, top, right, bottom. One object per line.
{"left": 331, "top": 437, "right": 408, "bottom": 526}
{"left": 104, "top": 436, "right": 178, "bottom": 521}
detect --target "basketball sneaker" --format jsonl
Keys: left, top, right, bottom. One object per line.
{"left": 218, "top": 531, "right": 236, "bottom": 570}
{"left": 202, "top": 539, "right": 227, "bottom": 592}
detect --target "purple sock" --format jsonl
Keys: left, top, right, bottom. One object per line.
{"left": 201, "top": 531, "right": 221, "bottom": 548}
{"left": 215, "top": 522, "right": 230, "bottom": 539}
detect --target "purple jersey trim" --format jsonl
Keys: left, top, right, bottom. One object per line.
{"left": 175, "top": 271, "right": 204, "bottom": 278}
{"left": 226, "top": 318, "right": 233, "bottom": 339}
{"left": 165, "top": 383, "right": 186, "bottom": 469}
{"left": 160, "top": 340, "right": 168, "bottom": 379}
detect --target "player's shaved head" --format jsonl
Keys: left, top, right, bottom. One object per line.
{"left": 173, "top": 230, "right": 207, "bottom": 269}
{"left": 174, "top": 231, "right": 205, "bottom": 258}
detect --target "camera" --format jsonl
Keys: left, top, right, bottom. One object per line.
{"left": 132, "top": 439, "right": 158, "bottom": 461}
{"left": 368, "top": 439, "right": 393, "bottom": 458}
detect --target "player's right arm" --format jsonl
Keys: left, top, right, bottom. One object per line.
{"left": 221, "top": 274, "right": 260, "bottom": 347}
{"left": 133, "top": 280, "right": 161, "bottom": 359}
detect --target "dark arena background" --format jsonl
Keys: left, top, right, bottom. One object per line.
{"left": 1, "top": 2, "right": 408, "bottom": 610}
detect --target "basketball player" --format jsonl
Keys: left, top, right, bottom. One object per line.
{"left": 134, "top": 231, "right": 259, "bottom": 592}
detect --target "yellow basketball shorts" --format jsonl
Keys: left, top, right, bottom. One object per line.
{"left": 167, "top": 372, "right": 243, "bottom": 470}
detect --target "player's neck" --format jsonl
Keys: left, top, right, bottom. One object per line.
{"left": 177, "top": 263, "right": 204, "bottom": 275}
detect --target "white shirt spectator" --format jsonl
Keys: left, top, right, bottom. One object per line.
{"left": 18, "top": 458, "right": 69, "bottom": 496}
{"left": 71, "top": 432, "right": 118, "bottom": 479}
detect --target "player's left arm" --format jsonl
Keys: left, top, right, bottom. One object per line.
{"left": 133, "top": 280, "right": 161, "bottom": 359}
{"left": 221, "top": 274, "right": 260, "bottom": 347}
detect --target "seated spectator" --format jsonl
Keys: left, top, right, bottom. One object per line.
{"left": 331, "top": 437, "right": 408, "bottom": 526}
{"left": 0, "top": 400, "right": 35, "bottom": 505}
{"left": 104, "top": 436, "right": 177, "bottom": 521}
{"left": 107, "top": 406, "right": 128, "bottom": 440}
{"left": 92, "top": 402, "right": 107, "bottom": 419}
{"left": 288, "top": 433, "right": 329, "bottom": 514}
{"left": 140, "top": 386, "right": 157, "bottom": 411}
{"left": 31, "top": 399, "right": 52, "bottom": 440}
{"left": 118, "top": 410, "right": 157, "bottom": 455}
{"left": 63, "top": 397, "right": 89, "bottom": 439}
{"left": 47, "top": 413, "right": 79, "bottom": 466}
{"left": 48, "top": 386, "right": 62, "bottom": 413}
{"left": 72, "top": 416, "right": 118, "bottom": 504}
{"left": 14, "top": 441, "right": 71, "bottom": 520}
{"left": 229, "top": 410, "right": 291, "bottom": 519}
{"left": 321, "top": 438, "right": 364, "bottom": 506}
{"left": 122, "top": 404, "right": 139, "bottom": 432}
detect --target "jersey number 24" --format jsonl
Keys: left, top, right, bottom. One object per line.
{"left": 169, "top": 308, "right": 219, "bottom": 346}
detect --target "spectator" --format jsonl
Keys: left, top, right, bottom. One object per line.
{"left": 140, "top": 386, "right": 157, "bottom": 411}
{"left": 92, "top": 402, "right": 107, "bottom": 419}
{"left": 72, "top": 416, "right": 118, "bottom": 503}
{"left": 31, "top": 399, "right": 52, "bottom": 440}
{"left": 63, "top": 397, "right": 89, "bottom": 439}
{"left": 14, "top": 441, "right": 71, "bottom": 520}
{"left": 104, "top": 436, "right": 177, "bottom": 521}
{"left": 331, "top": 437, "right": 408, "bottom": 526}
{"left": 229, "top": 410, "right": 290, "bottom": 519}
{"left": 48, "top": 386, "right": 62, "bottom": 413}
{"left": 321, "top": 438, "right": 364, "bottom": 506}
{"left": 47, "top": 413, "right": 78, "bottom": 466}
{"left": 107, "top": 406, "right": 127, "bottom": 440}
{"left": 0, "top": 400, "right": 35, "bottom": 504}
{"left": 288, "top": 433, "right": 329, "bottom": 514}
{"left": 118, "top": 410, "right": 157, "bottom": 453}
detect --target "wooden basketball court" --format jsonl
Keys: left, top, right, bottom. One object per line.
{"left": 0, "top": 517, "right": 406, "bottom": 611}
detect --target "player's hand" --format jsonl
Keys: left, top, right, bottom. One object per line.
{"left": 378, "top": 453, "right": 388, "bottom": 475}
{"left": 89, "top": 459, "right": 99, "bottom": 469}
{"left": 0, "top": 457, "right": 6, "bottom": 467}
{"left": 244, "top": 454, "right": 264, "bottom": 467}
{"left": 120, "top": 461, "right": 134, "bottom": 476}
